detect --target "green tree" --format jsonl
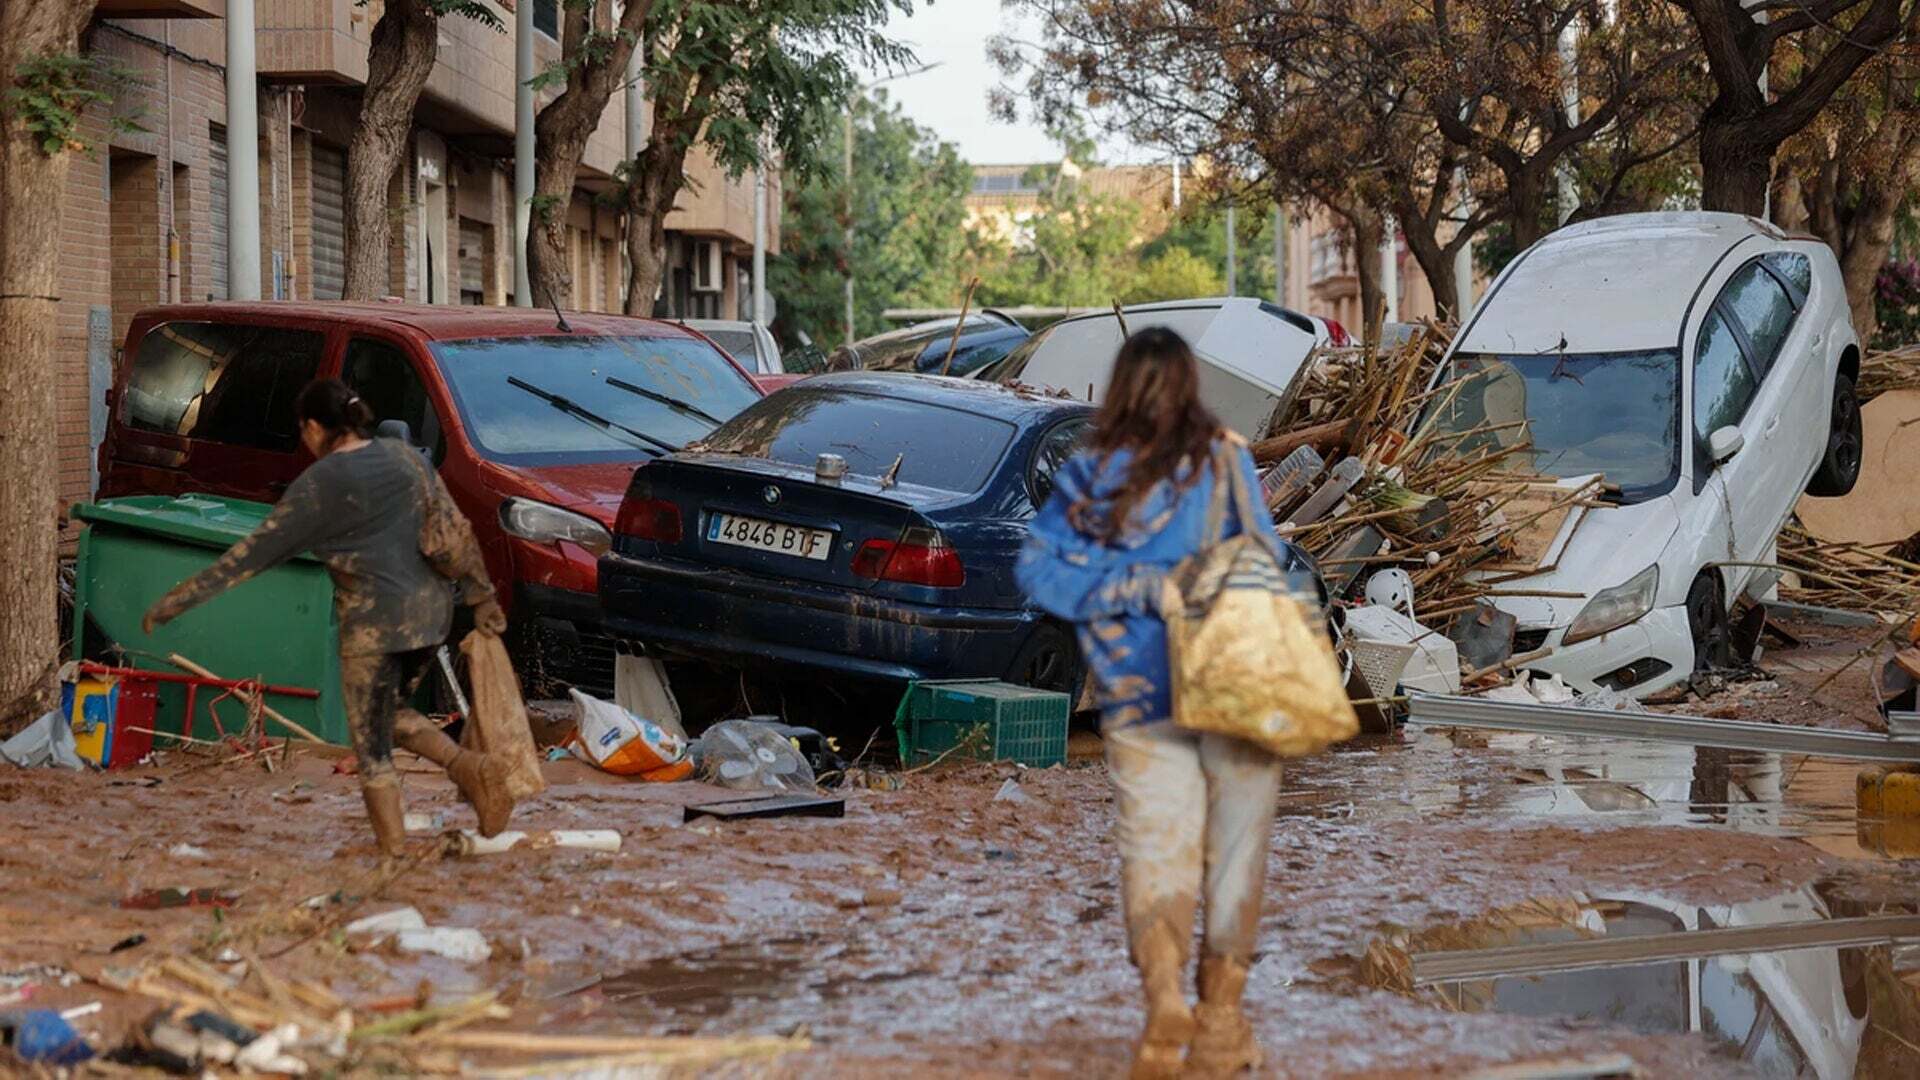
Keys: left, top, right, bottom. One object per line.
{"left": 1140, "top": 201, "right": 1275, "bottom": 301}
{"left": 618, "top": 0, "right": 913, "bottom": 314}
{"left": 1122, "top": 247, "right": 1222, "bottom": 303}
{"left": 770, "top": 92, "right": 971, "bottom": 346}
{"left": 970, "top": 173, "right": 1142, "bottom": 309}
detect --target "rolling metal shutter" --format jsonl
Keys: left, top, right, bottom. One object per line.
{"left": 310, "top": 144, "right": 347, "bottom": 300}
{"left": 209, "top": 125, "right": 229, "bottom": 301}
{"left": 459, "top": 219, "right": 484, "bottom": 303}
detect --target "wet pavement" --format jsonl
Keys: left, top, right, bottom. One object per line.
{"left": 2, "top": 669, "right": 1917, "bottom": 1076}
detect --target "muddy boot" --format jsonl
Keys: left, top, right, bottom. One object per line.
{"left": 1184, "top": 955, "right": 1259, "bottom": 1078}
{"left": 360, "top": 775, "right": 407, "bottom": 862}
{"left": 393, "top": 710, "right": 514, "bottom": 837}
{"left": 1130, "top": 918, "right": 1196, "bottom": 1080}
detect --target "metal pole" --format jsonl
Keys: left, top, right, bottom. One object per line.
{"left": 752, "top": 152, "right": 768, "bottom": 326}
{"left": 1171, "top": 159, "right": 1181, "bottom": 208}
{"left": 225, "top": 0, "right": 261, "bottom": 300}
{"left": 1272, "top": 204, "right": 1286, "bottom": 305}
{"left": 843, "top": 103, "right": 855, "bottom": 346}
{"left": 1381, "top": 218, "right": 1399, "bottom": 323}
{"left": 513, "top": 0, "right": 535, "bottom": 306}
{"left": 1556, "top": 20, "right": 1580, "bottom": 225}
{"left": 1224, "top": 203, "right": 1237, "bottom": 296}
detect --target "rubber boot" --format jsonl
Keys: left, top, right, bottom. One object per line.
{"left": 1184, "top": 955, "right": 1260, "bottom": 1078}
{"left": 393, "top": 709, "right": 515, "bottom": 837}
{"left": 360, "top": 775, "right": 407, "bottom": 862}
{"left": 1130, "top": 917, "right": 1196, "bottom": 1080}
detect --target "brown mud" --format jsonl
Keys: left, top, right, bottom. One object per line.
{"left": 2, "top": 634, "right": 1917, "bottom": 1076}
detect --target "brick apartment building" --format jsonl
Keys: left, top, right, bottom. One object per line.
{"left": 59, "top": 0, "right": 777, "bottom": 515}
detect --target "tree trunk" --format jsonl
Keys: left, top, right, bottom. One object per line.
{"left": 343, "top": 0, "right": 438, "bottom": 300}
{"left": 624, "top": 141, "right": 689, "bottom": 315}
{"left": 0, "top": 1, "right": 97, "bottom": 733}
{"left": 1394, "top": 204, "right": 1461, "bottom": 323}
{"left": 528, "top": 2, "right": 653, "bottom": 311}
{"left": 1346, "top": 211, "right": 1386, "bottom": 347}
{"left": 1698, "top": 120, "right": 1774, "bottom": 217}
{"left": 1507, "top": 167, "right": 1553, "bottom": 252}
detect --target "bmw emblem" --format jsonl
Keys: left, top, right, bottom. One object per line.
{"left": 762, "top": 485, "right": 781, "bottom": 506}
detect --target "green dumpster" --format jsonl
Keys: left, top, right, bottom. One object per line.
{"left": 71, "top": 495, "right": 348, "bottom": 746}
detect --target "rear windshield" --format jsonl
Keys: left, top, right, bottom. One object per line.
{"left": 699, "top": 328, "right": 758, "bottom": 362}
{"left": 701, "top": 387, "right": 1018, "bottom": 493}
{"left": 432, "top": 334, "right": 761, "bottom": 465}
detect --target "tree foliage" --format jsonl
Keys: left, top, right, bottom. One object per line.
{"left": 769, "top": 92, "right": 972, "bottom": 346}
{"left": 619, "top": 0, "right": 914, "bottom": 311}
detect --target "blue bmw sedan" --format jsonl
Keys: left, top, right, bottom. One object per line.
{"left": 599, "top": 372, "right": 1319, "bottom": 694}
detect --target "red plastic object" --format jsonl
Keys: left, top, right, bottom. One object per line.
{"left": 119, "top": 887, "right": 240, "bottom": 910}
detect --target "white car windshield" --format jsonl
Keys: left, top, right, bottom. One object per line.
{"left": 1423, "top": 349, "right": 1682, "bottom": 502}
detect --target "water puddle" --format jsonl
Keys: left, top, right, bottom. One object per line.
{"left": 581, "top": 934, "right": 933, "bottom": 1035}
{"left": 1286, "top": 730, "right": 1910, "bottom": 860}
{"left": 1361, "top": 883, "right": 1920, "bottom": 1078}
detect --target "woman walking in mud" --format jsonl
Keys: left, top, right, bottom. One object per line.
{"left": 1018, "top": 327, "right": 1288, "bottom": 1079}
{"left": 143, "top": 379, "right": 515, "bottom": 861}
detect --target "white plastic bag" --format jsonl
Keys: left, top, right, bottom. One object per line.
{"left": 567, "top": 689, "right": 691, "bottom": 781}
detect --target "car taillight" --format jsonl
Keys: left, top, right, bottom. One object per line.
{"left": 615, "top": 497, "right": 682, "bottom": 543}
{"left": 1325, "top": 319, "right": 1350, "bottom": 347}
{"left": 851, "top": 527, "right": 965, "bottom": 588}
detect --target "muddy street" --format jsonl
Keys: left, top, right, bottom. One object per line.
{"left": 4, "top": 634, "right": 1916, "bottom": 1078}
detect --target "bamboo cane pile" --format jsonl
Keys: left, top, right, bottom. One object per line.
{"left": 1856, "top": 344, "right": 1920, "bottom": 399}
{"left": 1253, "top": 325, "right": 1586, "bottom": 624}
{"left": 1776, "top": 524, "right": 1920, "bottom": 614}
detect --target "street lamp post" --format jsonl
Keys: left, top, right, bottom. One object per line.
{"left": 843, "top": 62, "right": 942, "bottom": 347}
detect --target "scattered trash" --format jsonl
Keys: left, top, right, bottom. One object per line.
{"left": 120, "top": 887, "right": 239, "bottom": 910}
{"left": 683, "top": 794, "right": 847, "bottom": 822}
{"left": 567, "top": 688, "right": 693, "bottom": 781}
{"left": 394, "top": 926, "right": 492, "bottom": 963}
{"left": 0, "top": 1007, "right": 94, "bottom": 1065}
{"left": 167, "top": 842, "right": 210, "bottom": 860}
{"left": 403, "top": 810, "right": 447, "bottom": 833}
{"left": 1450, "top": 604, "right": 1519, "bottom": 673}
{"left": 992, "top": 777, "right": 1033, "bottom": 804}
{"left": 1479, "top": 673, "right": 1576, "bottom": 706}
{"left": 614, "top": 653, "right": 687, "bottom": 741}
{"left": 108, "top": 934, "right": 147, "bottom": 954}
{"left": 142, "top": 1009, "right": 304, "bottom": 1073}
{"left": 1344, "top": 604, "right": 1462, "bottom": 697}
{"left": 345, "top": 907, "right": 428, "bottom": 936}
{"left": 445, "top": 829, "right": 623, "bottom": 856}
{"left": 694, "top": 719, "right": 817, "bottom": 792}
{"left": 0, "top": 709, "right": 85, "bottom": 770}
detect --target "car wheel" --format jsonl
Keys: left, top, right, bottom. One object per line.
{"left": 1007, "top": 621, "right": 1084, "bottom": 696}
{"left": 1806, "top": 374, "right": 1863, "bottom": 497}
{"left": 1686, "top": 573, "right": 1731, "bottom": 673}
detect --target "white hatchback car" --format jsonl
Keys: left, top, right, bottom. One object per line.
{"left": 1424, "top": 212, "right": 1862, "bottom": 697}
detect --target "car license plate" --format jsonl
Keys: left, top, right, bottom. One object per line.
{"left": 706, "top": 513, "right": 833, "bottom": 560}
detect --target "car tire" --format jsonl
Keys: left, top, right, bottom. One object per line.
{"left": 1006, "top": 621, "right": 1084, "bottom": 697}
{"left": 1806, "top": 374, "right": 1863, "bottom": 497}
{"left": 1686, "top": 572, "right": 1731, "bottom": 673}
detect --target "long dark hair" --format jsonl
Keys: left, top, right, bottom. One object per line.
{"left": 294, "top": 378, "right": 374, "bottom": 449}
{"left": 1075, "top": 326, "right": 1221, "bottom": 540}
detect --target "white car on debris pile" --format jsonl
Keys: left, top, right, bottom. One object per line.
{"left": 1424, "top": 212, "right": 1863, "bottom": 698}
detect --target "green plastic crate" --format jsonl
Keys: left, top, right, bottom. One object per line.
{"left": 894, "top": 679, "right": 1069, "bottom": 768}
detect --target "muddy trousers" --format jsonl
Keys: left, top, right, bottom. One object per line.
{"left": 340, "top": 648, "right": 437, "bottom": 783}
{"left": 1105, "top": 720, "right": 1283, "bottom": 1074}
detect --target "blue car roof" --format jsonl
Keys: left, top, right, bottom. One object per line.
{"left": 794, "top": 370, "right": 1096, "bottom": 423}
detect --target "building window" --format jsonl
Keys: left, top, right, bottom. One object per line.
{"left": 533, "top": 0, "right": 559, "bottom": 38}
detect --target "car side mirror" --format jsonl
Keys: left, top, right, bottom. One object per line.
{"left": 1708, "top": 425, "right": 1744, "bottom": 466}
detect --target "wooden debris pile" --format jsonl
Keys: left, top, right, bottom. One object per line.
{"left": 1856, "top": 344, "right": 1920, "bottom": 399}
{"left": 1777, "top": 524, "right": 1920, "bottom": 615}
{"left": 1252, "top": 326, "right": 1593, "bottom": 631}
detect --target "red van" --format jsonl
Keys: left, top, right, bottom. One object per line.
{"left": 97, "top": 301, "right": 765, "bottom": 695}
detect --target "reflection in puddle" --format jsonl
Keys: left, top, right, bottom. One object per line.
{"left": 1287, "top": 730, "right": 1914, "bottom": 860}
{"left": 1363, "top": 885, "right": 1920, "bottom": 1078}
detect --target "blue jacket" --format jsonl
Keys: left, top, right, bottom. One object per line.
{"left": 1016, "top": 440, "right": 1283, "bottom": 729}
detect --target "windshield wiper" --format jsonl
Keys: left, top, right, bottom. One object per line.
{"left": 603, "top": 376, "right": 724, "bottom": 427}
{"left": 506, "top": 376, "right": 678, "bottom": 455}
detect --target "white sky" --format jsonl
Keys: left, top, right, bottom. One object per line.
{"left": 866, "top": 1, "right": 1146, "bottom": 166}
